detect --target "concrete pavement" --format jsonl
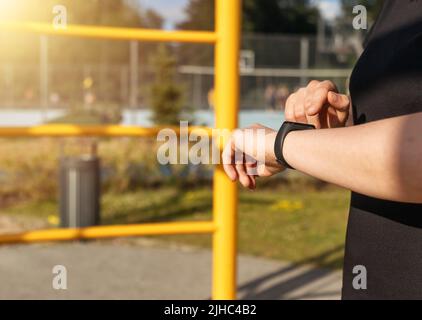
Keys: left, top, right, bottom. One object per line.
{"left": 0, "top": 241, "right": 342, "bottom": 300}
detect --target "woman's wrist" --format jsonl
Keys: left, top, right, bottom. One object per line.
{"left": 281, "top": 130, "right": 302, "bottom": 170}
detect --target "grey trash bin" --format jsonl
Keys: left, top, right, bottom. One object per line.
{"left": 59, "top": 155, "right": 100, "bottom": 228}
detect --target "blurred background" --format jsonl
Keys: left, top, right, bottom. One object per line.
{"left": 0, "top": 0, "right": 384, "bottom": 123}
{"left": 0, "top": 0, "right": 382, "bottom": 299}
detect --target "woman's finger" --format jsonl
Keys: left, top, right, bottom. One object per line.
{"left": 245, "top": 161, "right": 257, "bottom": 189}
{"left": 222, "top": 139, "right": 238, "bottom": 181}
{"left": 294, "top": 89, "right": 308, "bottom": 123}
{"left": 245, "top": 159, "right": 258, "bottom": 176}
{"left": 307, "top": 87, "right": 329, "bottom": 116}
{"left": 249, "top": 175, "right": 256, "bottom": 190}
{"left": 235, "top": 162, "right": 252, "bottom": 188}
{"left": 285, "top": 94, "right": 297, "bottom": 121}
{"left": 327, "top": 92, "right": 350, "bottom": 111}
{"left": 306, "top": 81, "right": 337, "bottom": 116}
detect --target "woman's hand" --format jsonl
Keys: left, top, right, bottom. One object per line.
{"left": 222, "top": 124, "right": 285, "bottom": 189}
{"left": 285, "top": 80, "right": 351, "bottom": 128}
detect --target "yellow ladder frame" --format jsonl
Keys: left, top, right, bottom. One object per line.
{"left": 0, "top": 0, "right": 241, "bottom": 300}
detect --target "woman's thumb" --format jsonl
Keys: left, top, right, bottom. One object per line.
{"left": 328, "top": 92, "right": 350, "bottom": 111}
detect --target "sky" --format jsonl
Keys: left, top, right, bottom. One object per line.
{"left": 314, "top": 0, "right": 342, "bottom": 21}
{"left": 138, "top": 0, "right": 342, "bottom": 30}
{"left": 138, "top": 0, "right": 188, "bottom": 29}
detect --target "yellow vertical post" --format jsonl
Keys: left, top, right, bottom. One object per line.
{"left": 212, "top": 0, "right": 241, "bottom": 300}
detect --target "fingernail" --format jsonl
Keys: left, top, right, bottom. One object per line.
{"left": 331, "top": 92, "right": 338, "bottom": 102}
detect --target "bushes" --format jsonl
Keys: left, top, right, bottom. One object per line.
{"left": 0, "top": 139, "right": 58, "bottom": 202}
{"left": 0, "top": 138, "right": 159, "bottom": 202}
{"left": 0, "top": 138, "right": 214, "bottom": 204}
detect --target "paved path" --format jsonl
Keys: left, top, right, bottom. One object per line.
{"left": 0, "top": 241, "right": 342, "bottom": 300}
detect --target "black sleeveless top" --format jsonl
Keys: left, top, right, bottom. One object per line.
{"left": 342, "top": 0, "right": 422, "bottom": 299}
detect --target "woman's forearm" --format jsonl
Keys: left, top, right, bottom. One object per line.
{"left": 283, "top": 112, "right": 422, "bottom": 203}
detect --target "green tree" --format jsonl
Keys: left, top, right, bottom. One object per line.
{"left": 0, "top": 0, "right": 163, "bottom": 65}
{"left": 176, "top": 0, "right": 215, "bottom": 31}
{"left": 0, "top": 0, "right": 164, "bottom": 109}
{"left": 177, "top": 0, "right": 319, "bottom": 33}
{"left": 176, "top": 0, "right": 320, "bottom": 65}
{"left": 243, "top": 0, "right": 319, "bottom": 34}
{"left": 150, "top": 45, "right": 184, "bottom": 125}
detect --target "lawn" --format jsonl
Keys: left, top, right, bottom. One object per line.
{"left": 0, "top": 184, "right": 350, "bottom": 269}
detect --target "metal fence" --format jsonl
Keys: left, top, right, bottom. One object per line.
{"left": 0, "top": 33, "right": 355, "bottom": 112}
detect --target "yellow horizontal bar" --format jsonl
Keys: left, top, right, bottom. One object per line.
{"left": 0, "top": 221, "right": 216, "bottom": 245}
{"left": 0, "top": 125, "right": 213, "bottom": 137}
{"left": 0, "top": 21, "right": 217, "bottom": 43}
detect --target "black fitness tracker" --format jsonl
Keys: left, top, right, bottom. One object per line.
{"left": 274, "top": 121, "right": 315, "bottom": 170}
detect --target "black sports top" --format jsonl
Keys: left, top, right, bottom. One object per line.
{"left": 342, "top": 0, "right": 422, "bottom": 299}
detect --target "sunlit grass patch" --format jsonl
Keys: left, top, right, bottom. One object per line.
{"left": 0, "top": 174, "right": 349, "bottom": 269}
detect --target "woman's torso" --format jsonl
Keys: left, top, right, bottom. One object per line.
{"left": 343, "top": 0, "right": 422, "bottom": 299}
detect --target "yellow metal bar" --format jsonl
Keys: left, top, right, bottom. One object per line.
{"left": 0, "top": 21, "right": 217, "bottom": 43}
{"left": 0, "top": 125, "right": 213, "bottom": 137}
{"left": 0, "top": 4, "right": 241, "bottom": 301}
{"left": 212, "top": 0, "right": 241, "bottom": 300}
{"left": 0, "top": 221, "right": 216, "bottom": 245}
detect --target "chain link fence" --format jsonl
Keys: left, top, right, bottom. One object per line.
{"left": 0, "top": 33, "right": 356, "bottom": 112}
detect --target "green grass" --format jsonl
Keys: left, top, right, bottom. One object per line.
{"left": 0, "top": 185, "right": 350, "bottom": 269}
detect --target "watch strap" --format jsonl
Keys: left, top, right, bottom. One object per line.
{"left": 274, "top": 121, "right": 315, "bottom": 170}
